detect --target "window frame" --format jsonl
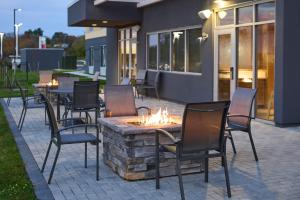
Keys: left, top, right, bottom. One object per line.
{"left": 146, "top": 25, "right": 203, "bottom": 75}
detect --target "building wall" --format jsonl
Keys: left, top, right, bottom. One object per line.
{"left": 275, "top": 0, "right": 300, "bottom": 126}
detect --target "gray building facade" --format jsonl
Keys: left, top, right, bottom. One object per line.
{"left": 68, "top": 0, "right": 300, "bottom": 127}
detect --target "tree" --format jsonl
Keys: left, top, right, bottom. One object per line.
{"left": 67, "top": 36, "right": 85, "bottom": 58}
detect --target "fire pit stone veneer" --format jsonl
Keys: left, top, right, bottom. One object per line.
{"left": 99, "top": 116, "right": 203, "bottom": 180}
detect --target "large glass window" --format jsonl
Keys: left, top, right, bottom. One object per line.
{"left": 256, "top": 23, "right": 275, "bottom": 120}
{"left": 158, "top": 33, "right": 170, "bottom": 71}
{"left": 172, "top": 30, "right": 185, "bottom": 72}
{"left": 119, "top": 27, "right": 138, "bottom": 82}
{"left": 256, "top": 2, "right": 275, "bottom": 22}
{"left": 100, "top": 45, "right": 107, "bottom": 67}
{"left": 237, "top": 6, "right": 253, "bottom": 24}
{"left": 89, "top": 47, "right": 94, "bottom": 66}
{"left": 147, "top": 27, "right": 202, "bottom": 74}
{"left": 237, "top": 26, "right": 253, "bottom": 88}
{"left": 147, "top": 34, "right": 158, "bottom": 70}
{"left": 217, "top": 9, "right": 234, "bottom": 26}
{"left": 187, "top": 28, "right": 202, "bottom": 73}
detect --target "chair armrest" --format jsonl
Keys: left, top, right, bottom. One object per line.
{"left": 58, "top": 124, "right": 99, "bottom": 133}
{"left": 137, "top": 106, "right": 151, "bottom": 115}
{"left": 156, "top": 129, "right": 181, "bottom": 144}
{"left": 57, "top": 117, "right": 87, "bottom": 123}
{"left": 227, "top": 114, "right": 254, "bottom": 119}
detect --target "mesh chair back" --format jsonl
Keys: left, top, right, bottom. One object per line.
{"left": 104, "top": 85, "right": 137, "bottom": 117}
{"left": 40, "top": 94, "right": 59, "bottom": 139}
{"left": 73, "top": 81, "right": 99, "bottom": 110}
{"left": 39, "top": 71, "right": 53, "bottom": 84}
{"left": 228, "top": 87, "right": 257, "bottom": 128}
{"left": 181, "top": 101, "right": 230, "bottom": 154}
{"left": 136, "top": 70, "right": 147, "bottom": 85}
{"left": 15, "top": 81, "right": 27, "bottom": 105}
{"left": 120, "top": 78, "right": 131, "bottom": 85}
{"left": 57, "top": 77, "right": 79, "bottom": 90}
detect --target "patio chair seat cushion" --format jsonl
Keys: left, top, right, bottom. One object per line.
{"left": 60, "top": 133, "right": 99, "bottom": 144}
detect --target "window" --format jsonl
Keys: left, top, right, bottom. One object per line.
{"left": 172, "top": 30, "right": 185, "bottom": 72}
{"left": 158, "top": 33, "right": 170, "bottom": 71}
{"left": 89, "top": 47, "right": 94, "bottom": 66}
{"left": 147, "top": 34, "right": 158, "bottom": 70}
{"left": 237, "top": 6, "right": 253, "bottom": 24}
{"left": 100, "top": 45, "right": 107, "bottom": 67}
{"left": 187, "top": 28, "right": 202, "bottom": 73}
{"left": 256, "top": 2, "right": 275, "bottom": 22}
{"left": 147, "top": 27, "right": 203, "bottom": 74}
{"left": 217, "top": 9, "right": 234, "bottom": 26}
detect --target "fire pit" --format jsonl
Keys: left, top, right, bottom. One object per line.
{"left": 100, "top": 109, "right": 203, "bottom": 181}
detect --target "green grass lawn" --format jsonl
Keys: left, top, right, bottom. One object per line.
{"left": 0, "top": 105, "right": 37, "bottom": 200}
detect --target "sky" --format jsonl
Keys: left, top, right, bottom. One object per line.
{"left": 0, "top": 0, "right": 84, "bottom": 37}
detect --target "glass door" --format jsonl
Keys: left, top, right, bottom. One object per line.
{"left": 214, "top": 29, "right": 236, "bottom": 101}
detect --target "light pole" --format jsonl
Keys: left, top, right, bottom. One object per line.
{"left": 0, "top": 32, "right": 4, "bottom": 60}
{"left": 13, "top": 23, "right": 22, "bottom": 83}
{"left": 14, "top": 8, "right": 21, "bottom": 58}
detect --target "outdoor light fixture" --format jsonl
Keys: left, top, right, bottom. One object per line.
{"left": 198, "top": 9, "right": 212, "bottom": 20}
{"left": 198, "top": 32, "right": 209, "bottom": 43}
{"left": 214, "top": 0, "right": 228, "bottom": 7}
{"left": 0, "top": 32, "right": 4, "bottom": 59}
{"left": 218, "top": 10, "right": 227, "bottom": 19}
{"left": 102, "top": 20, "right": 108, "bottom": 24}
{"left": 92, "top": 24, "right": 97, "bottom": 27}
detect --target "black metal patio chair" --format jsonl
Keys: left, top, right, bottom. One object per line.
{"left": 136, "top": 70, "right": 160, "bottom": 100}
{"left": 104, "top": 85, "right": 151, "bottom": 117}
{"left": 40, "top": 94, "right": 100, "bottom": 184}
{"left": 63, "top": 81, "right": 100, "bottom": 124}
{"left": 6, "top": 73, "right": 17, "bottom": 106}
{"left": 155, "top": 101, "right": 231, "bottom": 199}
{"left": 226, "top": 87, "right": 258, "bottom": 161}
{"left": 16, "top": 81, "right": 46, "bottom": 131}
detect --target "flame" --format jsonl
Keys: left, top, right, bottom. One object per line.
{"left": 141, "top": 108, "right": 171, "bottom": 126}
{"left": 47, "top": 79, "right": 58, "bottom": 86}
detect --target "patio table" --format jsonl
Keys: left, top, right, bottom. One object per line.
{"left": 49, "top": 88, "right": 73, "bottom": 121}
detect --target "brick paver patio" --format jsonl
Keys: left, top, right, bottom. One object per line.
{"left": 5, "top": 97, "right": 300, "bottom": 200}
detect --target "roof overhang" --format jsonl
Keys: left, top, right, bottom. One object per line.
{"left": 68, "top": 0, "right": 142, "bottom": 28}
{"left": 93, "top": 0, "right": 163, "bottom": 8}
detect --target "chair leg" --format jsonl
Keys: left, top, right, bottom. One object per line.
{"left": 48, "top": 146, "right": 61, "bottom": 184}
{"left": 18, "top": 107, "right": 25, "bottom": 128}
{"left": 176, "top": 159, "right": 185, "bottom": 200}
{"left": 7, "top": 97, "right": 11, "bottom": 106}
{"left": 84, "top": 143, "right": 87, "bottom": 168}
{"left": 204, "top": 151, "right": 209, "bottom": 183}
{"left": 248, "top": 129, "right": 258, "bottom": 161}
{"left": 223, "top": 154, "right": 232, "bottom": 198}
{"left": 20, "top": 108, "right": 27, "bottom": 131}
{"left": 155, "top": 137, "right": 160, "bottom": 189}
{"left": 96, "top": 141, "right": 99, "bottom": 181}
{"left": 228, "top": 130, "right": 237, "bottom": 154}
{"left": 41, "top": 141, "right": 53, "bottom": 173}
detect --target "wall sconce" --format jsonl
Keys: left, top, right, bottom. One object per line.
{"left": 218, "top": 10, "right": 227, "bottom": 19}
{"left": 198, "top": 9, "right": 212, "bottom": 20}
{"left": 198, "top": 32, "right": 209, "bottom": 43}
{"left": 214, "top": 0, "right": 228, "bottom": 7}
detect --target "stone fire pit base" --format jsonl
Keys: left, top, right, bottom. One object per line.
{"left": 100, "top": 116, "right": 204, "bottom": 181}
